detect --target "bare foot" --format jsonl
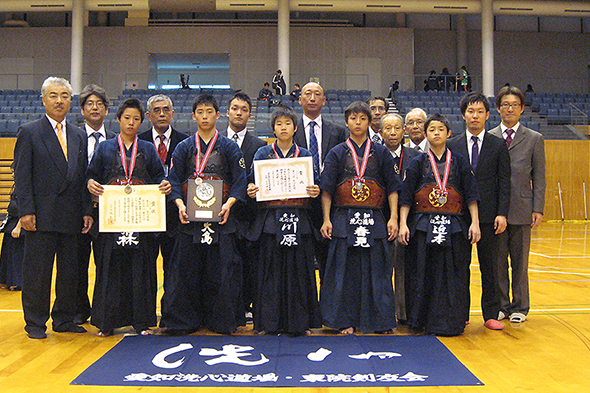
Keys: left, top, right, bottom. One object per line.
{"left": 340, "top": 327, "right": 355, "bottom": 335}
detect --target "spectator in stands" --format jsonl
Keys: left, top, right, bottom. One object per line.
{"left": 387, "top": 81, "right": 400, "bottom": 98}
{"left": 447, "top": 92, "right": 511, "bottom": 331}
{"left": 222, "top": 92, "right": 266, "bottom": 322}
{"left": 525, "top": 84, "right": 534, "bottom": 94}
{"left": 403, "top": 107, "right": 429, "bottom": 152}
{"left": 367, "top": 96, "right": 389, "bottom": 143}
{"left": 272, "top": 70, "right": 287, "bottom": 96}
{"left": 439, "top": 67, "right": 453, "bottom": 92}
{"left": 14, "top": 76, "right": 93, "bottom": 339}
{"left": 74, "top": 83, "right": 116, "bottom": 325}
{"left": 258, "top": 82, "right": 273, "bottom": 101}
{"left": 457, "top": 66, "right": 470, "bottom": 91}
{"left": 294, "top": 82, "right": 348, "bottom": 280}
{"left": 424, "top": 70, "right": 439, "bottom": 92}
{"left": 139, "top": 94, "right": 189, "bottom": 297}
{"left": 489, "top": 86, "right": 546, "bottom": 324}
{"left": 380, "top": 113, "right": 419, "bottom": 325}
{"left": 290, "top": 83, "right": 301, "bottom": 102}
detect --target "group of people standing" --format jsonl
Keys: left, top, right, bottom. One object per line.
{"left": 9, "top": 77, "right": 545, "bottom": 340}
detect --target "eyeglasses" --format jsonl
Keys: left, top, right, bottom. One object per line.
{"left": 85, "top": 100, "right": 105, "bottom": 109}
{"left": 500, "top": 102, "right": 521, "bottom": 109}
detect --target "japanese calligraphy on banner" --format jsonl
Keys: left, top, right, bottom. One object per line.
{"left": 253, "top": 157, "right": 314, "bottom": 202}
{"left": 72, "top": 335, "right": 482, "bottom": 388}
{"left": 99, "top": 185, "right": 166, "bottom": 233}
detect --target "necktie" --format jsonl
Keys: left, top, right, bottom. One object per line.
{"left": 157, "top": 134, "right": 167, "bottom": 165}
{"left": 309, "top": 121, "right": 319, "bottom": 170}
{"left": 505, "top": 129, "right": 514, "bottom": 148}
{"left": 56, "top": 122, "right": 67, "bottom": 161}
{"left": 471, "top": 135, "right": 479, "bottom": 170}
{"left": 232, "top": 133, "right": 239, "bottom": 145}
{"left": 371, "top": 134, "right": 382, "bottom": 144}
{"left": 92, "top": 132, "right": 101, "bottom": 154}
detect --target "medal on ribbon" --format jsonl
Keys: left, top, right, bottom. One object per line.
{"left": 427, "top": 149, "right": 452, "bottom": 208}
{"left": 193, "top": 131, "right": 219, "bottom": 207}
{"left": 346, "top": 138, "right": 372, "bottom": 202}
{"left": 117, "top": 134, "right": 138, "bottom": 193}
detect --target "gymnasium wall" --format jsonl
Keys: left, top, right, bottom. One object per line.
{"left": 0, "top": 26, "right": 414, "bottom": 98}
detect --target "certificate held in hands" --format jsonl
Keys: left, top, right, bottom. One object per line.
{"left": 253, "top": 156, "right": 314, "bottom": 202}
{"left": 99, "top": 184, "right": 166, "bottom": 232}
{"left": 186, "top": 178, "right": 224, "bottom": 222}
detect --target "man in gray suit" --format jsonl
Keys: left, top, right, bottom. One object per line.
{"left": 489, "top": 86, "right": 546, "bottom": 323}
{"left": 403, "top": 107, "right": 429, "bottom": 152}
{"left": 294, "top": 82, "right": 347, "bottom": 279}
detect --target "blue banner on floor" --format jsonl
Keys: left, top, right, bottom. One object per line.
{"left": 72, "top": 335, "right": 482, "bottom": 388}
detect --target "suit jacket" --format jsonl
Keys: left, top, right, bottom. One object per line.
{"left": 447, "top": 131, "right": 511, "bottom": 224}
{"left": 220, "top": 128, "right": 267, "bottom": 171}
{"left": 138, "top": 127, "right": 189, "bottom": 168}
{"left": 403, "top": 139, "right": 430, "bottom": 153}
{"left": 295, "top": 116, "right": 348, "bottom": 168}
{"left": 399, "top": 145, "right": 421, "bottom": 176}
{"left": 489, "top": 124, "right": 546, "bottom": 225}
{"left": 295, "top": 116, "right": 348, "bottom": 228}
{"left": 138, "top": 127, "right": 189, "bottom": 236}
{"left": 14, "top": 116, "right": 90, "bottom": 233}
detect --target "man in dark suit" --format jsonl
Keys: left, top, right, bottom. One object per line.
{"left": 381, "top": 113, "right": 420, "bottom": 324}
{"left": 14, "top": 77, "right": 93, "bottom": 339}
{"left": 139, "top": 94, "right": 188, "bottom": 292}
{"left": 74, "top": 83, "right": 116, "bottom": 325}
{"left": 294, "top": 82, "right": 348, "bottom": 279}
{"left": 221, "top": 92, "right": 266, "bottom": 320}
{"left": 403, "top": 108, "right": 430, "bottom": 152}
{"left": 447, "top": 92, "right": 511, "bottom": 331}
{"left": 367, "top": 96, "right": 389, "bottom": 144}
{"left": 221, "top": 92, "right": 266, "bottom": 170}
{"left": 489, "top": 86, "right": 545, "bottom": 323}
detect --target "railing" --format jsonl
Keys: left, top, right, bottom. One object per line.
{"left": 569, "top": 103, "right": 590, "bottom": 137}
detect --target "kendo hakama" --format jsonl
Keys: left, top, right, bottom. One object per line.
{"left": 246, "top": 143, "right": 322, "bottom": 335}
{"left": 159, "top": 133, "right": 248, "bottom": 334}
{"left": 400, "top": 150, "right": 478, "bottom": 336}
{"left": 319, "top": 140, "right": 399, "bottom": 333}
{"left": 86, "top": 138, "right": 165, "bottom": 333}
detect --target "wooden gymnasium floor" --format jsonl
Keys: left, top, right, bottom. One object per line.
{"left": 1, "top": 221, "right": 589, "bottom": 393}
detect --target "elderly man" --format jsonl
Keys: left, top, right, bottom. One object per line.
{"left": 381, "top": 113, "right": 419, "bottom": 324}
{"left": 403, "top": 108, "right": 429, "bottom": 152}
{"left": 367, "top": 96, "right": 389, "bottom": 143}
{"left": 293, "top": 82, "right": 348, "bottom": 279}
{"left": 138, "top": 94, "right": 188, "bottom": 292}
{"left": 14, "top": 77, "right": 93, "bottom": 339}
{"left": 74, "top": 84, "right": 116, "bottom": 325}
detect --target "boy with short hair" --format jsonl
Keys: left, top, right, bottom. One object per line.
{"left": 399, "top": 113, "right": 480, "bottom": 336}
{"left": 319, "top": 101, "right": 399, "bottom": 334}
{"left": 159, "top": 94, "right": 248, "bottom": 335}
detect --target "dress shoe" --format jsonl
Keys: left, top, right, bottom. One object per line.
{"left": 27, "top": 329, "right": 47, "bottom": 339}
{"left": 73, "top": 314, "right": 90, "bottom": 325}
{"left": 484, "top": 319, "right": 504, "bottom": 330}
{"left": 53, "top": 322, "right": 87, "bottom": 333}
{"left": 509, "top": 312, "right": 526, "bottom": 323}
